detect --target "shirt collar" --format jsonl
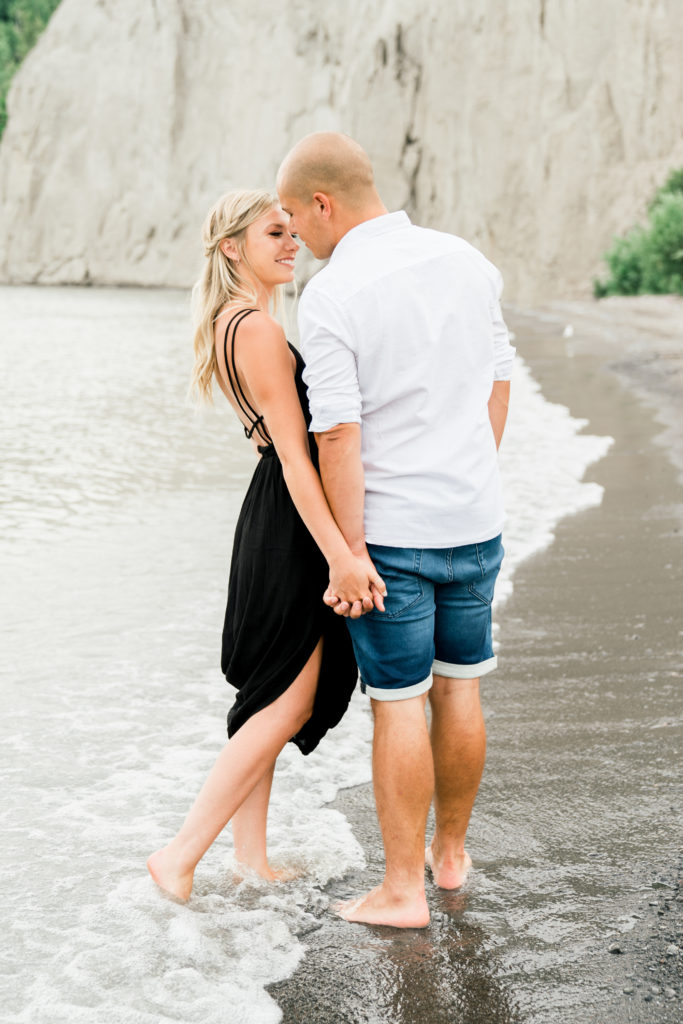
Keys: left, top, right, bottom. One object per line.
{"left": 329, "top": 211, "right": 411, "bottom": 263}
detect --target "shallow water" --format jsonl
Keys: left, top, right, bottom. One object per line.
{"left": 1, "top": 286, "right": 612, "bottom": 1022}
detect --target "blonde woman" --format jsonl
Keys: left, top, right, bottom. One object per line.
{"left": 147, "top": 190, "right": 385, "bottom": 900}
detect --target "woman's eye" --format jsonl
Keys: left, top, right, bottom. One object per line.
{"left": 290, "top": 234, "right": 298, "bottom": 240}
{"left": 269, "top": 231, "right": 283, "bottom": 237}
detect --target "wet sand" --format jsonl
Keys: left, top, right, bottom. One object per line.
{"left": 269, "top": 298, "right": 682, "bottom": 1023}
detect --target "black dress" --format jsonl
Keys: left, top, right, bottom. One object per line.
{"left": 219, "top": 309, "right": 358, "bottom": 754}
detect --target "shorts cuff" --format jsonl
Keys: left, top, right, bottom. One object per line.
{"left": 432, "top": 656, "right": 497, "bottom": 679}
{"left": 361, "top": 674, "right": 433, "bottom": 702}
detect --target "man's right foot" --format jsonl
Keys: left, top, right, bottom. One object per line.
{"left": 147, "top": 847, "right": 194, "bottom": 902}
{"left": 425, "top": 845, "right": 472, "bottom": 889}
{"left": 334, "top": 884, "right": 430, "bottom": 928}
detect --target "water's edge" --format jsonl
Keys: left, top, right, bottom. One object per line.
{"left": 1, "top": 288, "right": 618, "bottom": 1024}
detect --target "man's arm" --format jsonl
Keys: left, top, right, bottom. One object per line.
{"left": 299, "top": 287, "right": 365, "bottom": 552}
{"left": 486, "top": 264, "right": 514, "bottom": 450}
{"left": 315, "top": 422, "right": 366, "bottom": 554}
{"left": 299, "top": 287, "right": 384, "bottom": 615}
{"left": 316, "top": 422, "right": 386, "bottom": 616}
{"left": 488, "top": 379, "right": 510, "bottom": 450}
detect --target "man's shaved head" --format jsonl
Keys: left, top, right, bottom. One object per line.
{"left": 277, "top": 132, "right": 387, "bottom": 259}
{"left": 277, "top": 132, "right": 376, "bottom": 206}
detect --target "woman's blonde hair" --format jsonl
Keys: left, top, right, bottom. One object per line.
{"left": 190, "top": 189, "right": 283, "bottom": 403}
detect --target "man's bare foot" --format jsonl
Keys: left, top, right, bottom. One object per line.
{"left": 334, "top": 884, "right": 430, "bottom": 928}
{"left": 425, "top": 845, "right": 472, "bottom": 889}
{"left": 147, "top": 847, "right": 194, "bottom": 902}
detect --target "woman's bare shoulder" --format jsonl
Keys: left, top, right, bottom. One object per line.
{"left": 229, "top": 312, "right": 287, "bottom": 358}
{"left": 213, "top": 306, "right": 285, "bottom": 348}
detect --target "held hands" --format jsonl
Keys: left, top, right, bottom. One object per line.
{"left": 323, "top": 549, "right": 387, "bottom": 618}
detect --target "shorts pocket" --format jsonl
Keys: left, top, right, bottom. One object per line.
{"left": 367, "top": 547, "right": 425, "bottom": 621}
{"left": 469, "top": 536, "right": 504, "bottom": 605}
{"left": 467, "top": 580, "right": 495, "bottom": 606}
{"left": 372, "top": 570, "right": 423, "bottom": 619}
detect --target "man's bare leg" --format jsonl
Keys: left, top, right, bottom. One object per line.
{"left": 338, "top": 693, "right": 433, "bottom": 928}
{"left": 147, "top": 640, "right": 322, "bottom": 900}
{"left": 425, "top": 675, "right": 485, "bottom": 889}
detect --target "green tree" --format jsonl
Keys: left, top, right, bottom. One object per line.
{"left": 0, "top": 0, "right": 62, "bottom": 138}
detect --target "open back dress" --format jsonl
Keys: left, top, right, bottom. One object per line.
{"left": 219, "top": 309, "right": 358, "bottom": 754}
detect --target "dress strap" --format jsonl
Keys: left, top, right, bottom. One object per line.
{"left": 222, "top": 309, "right": 273, "bottom": 447}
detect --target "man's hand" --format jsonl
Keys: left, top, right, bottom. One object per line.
{"left": 323, "top": 549, "right": 386, "bottom": 618}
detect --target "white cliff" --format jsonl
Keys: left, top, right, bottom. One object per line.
{"left": 0, "top": 0, "right": 681, "bottom": 302}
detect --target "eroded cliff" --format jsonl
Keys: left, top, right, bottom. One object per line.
{"left": 0, "top": 0, "right": 681, "bottom": 301}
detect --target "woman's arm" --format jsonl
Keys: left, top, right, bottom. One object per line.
{"left": 231, "top": 312, "right": 385, "bottom": 615}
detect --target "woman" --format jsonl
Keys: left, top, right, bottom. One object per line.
{"left": 147, "top": 190, "right": 384, "bottom": 900}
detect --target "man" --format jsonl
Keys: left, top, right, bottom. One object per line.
{"left": 277, "top": 132, "right": 514, "bottom": 928}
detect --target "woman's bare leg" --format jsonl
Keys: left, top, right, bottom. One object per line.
{"left": 147, "top": 640, "right": 322, "bottom": 900}
{"left": 231, "top": 763, "right": 277, "bottom": 878}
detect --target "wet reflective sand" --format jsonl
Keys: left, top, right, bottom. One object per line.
{"left": 270, "top": 305, "right": 683, "bottom": 1023}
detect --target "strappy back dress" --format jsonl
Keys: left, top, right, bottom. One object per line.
{"left": 219, "top": 309, "right": 358, "bottom": 755}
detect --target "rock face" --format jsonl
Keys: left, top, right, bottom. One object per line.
{"left": 0, "top": 0, "right": 682, "bottom": 301}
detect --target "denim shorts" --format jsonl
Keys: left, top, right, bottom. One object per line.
{"left": 346, "top": 534, "right": 504, "bottom": 701}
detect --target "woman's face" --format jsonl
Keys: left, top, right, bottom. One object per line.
{"left": 241, "top": 206, "right": 299, "bottom": 289}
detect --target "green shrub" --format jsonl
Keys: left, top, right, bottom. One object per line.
{"left": 648, "top": 167, "right": 683, "bottom": 211}
{"left": 0, "top": 0, "right": 62, "bottom": 138}
{"left": 593, "top": 228, "right": 645, "bottom": 297}
{"left": 594, "top": 168, "right": 683, "bottom": 298}
{"left": 639, "top": 193, "right": 683, "bottom": 295}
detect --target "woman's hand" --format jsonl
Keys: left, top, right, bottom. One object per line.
{"left": 324, "top": 550, "right": 387, "bottom": 618}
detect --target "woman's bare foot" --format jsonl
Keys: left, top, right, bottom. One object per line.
{"left": 425, "top": 845, "right": 472, "bottom": 889}
{"left": 334, "top": 884, "right": 430, "bottom": 928}
{"left": 232, "top": 859, "right": 302, "bottom": 883}
{"left": 147, "top": 847, "right": 194, "bottom": 902}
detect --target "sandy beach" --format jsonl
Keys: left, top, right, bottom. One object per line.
{"left": 270, "top": 297, "right": 683, "bottom": 1024}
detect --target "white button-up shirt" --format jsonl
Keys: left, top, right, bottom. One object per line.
{"left": 299, "top": 211, "right": 515, "bottom": 548}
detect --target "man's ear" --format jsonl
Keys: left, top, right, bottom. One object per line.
{"left": 312, "top": 192, "right": 333, "bottom": 220}
{"left": 219, "top": 238, "right": 240, "bottom": 261}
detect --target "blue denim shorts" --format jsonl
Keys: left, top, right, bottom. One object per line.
{"left": 347, "top": 535, "right": 504, "bottom": 701}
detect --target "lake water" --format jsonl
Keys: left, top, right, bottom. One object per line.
{"left": 1, "top": 285, "right": 613, "bottom": 1023}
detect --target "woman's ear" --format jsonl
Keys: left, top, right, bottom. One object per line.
{"left": 220, "top": 238, "right": 240, "bottom": 262}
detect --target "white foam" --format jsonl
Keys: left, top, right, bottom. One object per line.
{"left": 496, "top": 358, "right": 613, "bottom": 605}
{"left": 0, "top": 287, "right": 612, "bottom": 1023}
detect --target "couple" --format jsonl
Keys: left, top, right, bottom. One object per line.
{"left": 147, "top": 132, "right": 514, "bottom": 929}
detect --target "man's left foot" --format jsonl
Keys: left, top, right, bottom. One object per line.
{"left": 334, "top": 884, "right": 430, "bottom": 928}
{"left": 425, "top": 845, "right": 472, "bottom": 889}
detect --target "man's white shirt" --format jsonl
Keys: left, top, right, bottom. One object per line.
{"left": 298, "top": 211, "right": 515, "bottom": 548}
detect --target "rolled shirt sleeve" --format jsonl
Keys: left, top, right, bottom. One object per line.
{"left": 490, "top": 267, "right": 516, "bottom": 380}
{"left": 298, "top": 284, "right": 362, "bottom": 433}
